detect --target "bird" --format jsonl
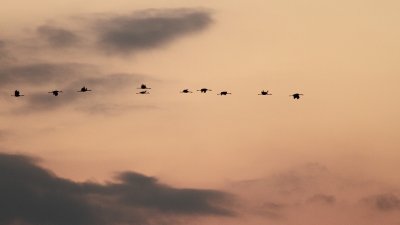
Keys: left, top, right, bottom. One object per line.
{"left": 290, "top": 93, "right": 303, "bottom": 99}
{"left": 197, "top": 88, "right": 212, "bottom": 93}
{"left": 138, "top": 84, "right": 151, "bottom": 90}
{"left": 136, "top": 90, "right": 150, "bottom": 94}
{"left": 258, "top": 90, "right": 272, "bottom": 95}
{"left": 48, "top": 90, "right": 62, "bottom": 96}
{"left": 218, "top": 91, "right": 232, "bottom": 95}
{"left": 12, "top": 90, "right": 24, "bottom": 97}
{"left": 77, "top": 86, "right": 92, "bottom": 92}
{"left": 180, "top": 89, "right": 192, "bottom": 93}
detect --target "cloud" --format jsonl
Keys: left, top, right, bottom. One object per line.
{"left": 0, "top": 63, "right": 94, "bottom": 88}
{"left": 37, "top": 25, "right": 80, "bottom": 48}
{"left": 363, "top": 193, "right": 400, "bottom": 211}
{"left": 3, "top": 8, "right": 214, "bottom": 56}
{"left": 228, "top": 163, "right": 400, "bottom": 224}
{"left": 94, "top": 8, "right": 213, "bottom": 54}
{"left": 0, "top": 153, "right": 234, "bottom": 225}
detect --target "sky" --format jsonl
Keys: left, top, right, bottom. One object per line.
{"left": 1, "top": 0, "right": 400, "bottom": 224}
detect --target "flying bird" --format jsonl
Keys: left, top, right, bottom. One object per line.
{"left": 259, "top": 90, "right": 272, "bottom": 95}
{"left": 77, "top": 86, "right": 92, "bottom": 92}
{"left": 136, "top": 90, "right": 150, "bottom": 94}
{"left": 218, "top": 91, "right": 232, "bottom": 96}
{"left": 12, "top": 90, "right": 24, "bottom": 97}
{"left": 48, "top": 90, "right": 62, "bottom": 96}
{"left": 138, "top": 84, "right": 151, "bottom": 90}
{"left": 197, "top": 88, "right": 212, "bottom": 93}
{"left": 290, "top": 93, "right": 303, "bottom": 99}
{"left": 181, "top": 89, "right": 193, "bottom": 93}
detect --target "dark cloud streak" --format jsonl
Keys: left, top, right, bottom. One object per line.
{"left": 95, "top": 9, "right": 213, "bottom": 54}
{"left": 37, "top": 25, "right": 80, "bottom": 48}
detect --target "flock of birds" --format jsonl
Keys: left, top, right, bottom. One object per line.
{"left": 11, "top": 84, "right": 304, "bottom": 99}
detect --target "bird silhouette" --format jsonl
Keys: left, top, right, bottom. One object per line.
{"left": 48, "top": 90, "right": 62, "bottom": 96}
{"left": 218, "top": 91, "right": 232, "bottom": 95}
{"left": 12, "top": 90, "right": 24, "bottom": 97}
{"left": 181, "top": 89, "right": 193, "bottom": 93}
{"left": 197, "top": 88, "right": 212, "bottom": 93}
{"left": 77, "top": 86, "right": 92, "bottom": 92}
{"left": 259, "top": 90, "right": 272, "bottom": 95}
{"left": 290, "top": 93, "right": 303, "bottom": 99}
{"left": 136, "top": 90, "right": 150, "bottom": 94}
{"left": 138, "top": 84, "right": 151, "bottom": 90}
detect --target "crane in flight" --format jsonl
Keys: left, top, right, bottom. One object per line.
{"left": 290, "top": 93, "right": 303, "bottom": 99}
{"left": 218, "top": 91, "right": 232, "bottom": 96}
{"left": 77, "top": 86, "right": 92, "bottom": 93}
{"left": 12, "top": 90, "right": 24, "bottom": 97}
{"left": 259, "top": 90, "right": 272, "bottom": 96}
{"left": 136, "top": 90, "right": 150, "bottom": 94}
{"left": 138, "top": 84, "right": 151, "bottom": 90}
{"left": 181, "top": 89, "right": 193, "bottom": 93}
{"left": 197, "top": 88, "right": 212, "bottom": 93}
{"left": 49, "top": 90, "right": 62, "bottom": 96}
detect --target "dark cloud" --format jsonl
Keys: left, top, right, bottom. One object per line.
{"left": 0, "top": 63, "right": 94, "bottom": 87}
{"left": 307, "top": 194, "right": 336, "bottom": 205}
{"left": 0, "top": 153, "right": 234, "bottom": 225}
{"left": 363, "top": 193, "right": 400, "bottom": 211}
{"left": 37, "top": 25, "right": 80, "bottom": 47}
{"left": 3, "top": 8, "right": 214, "bottom": 57}
{"left": 95, "top": 8, "right": 213, "bottom": 54}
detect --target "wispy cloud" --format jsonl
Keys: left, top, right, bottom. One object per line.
{"left": 229, "top": 163, "right": 400, "bottom": 224}
{"left": 362, "top": 193, "right": 400, "bottom": 211}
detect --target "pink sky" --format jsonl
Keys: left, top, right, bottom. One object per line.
{"left": 1, "top": 0, "right": 400, "bottom": 224}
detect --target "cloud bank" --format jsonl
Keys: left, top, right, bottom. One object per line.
{"left": 0, "top": 153, "right": 234, "bottom": 225}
